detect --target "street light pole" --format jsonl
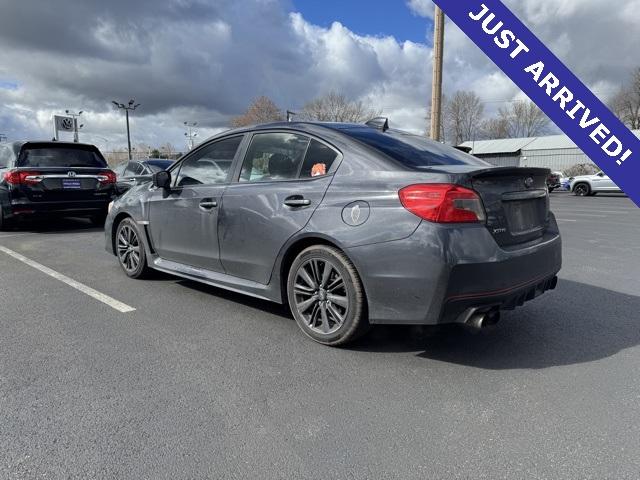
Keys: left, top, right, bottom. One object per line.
{"left": 112, "top": 100, "right": 140, "bottom": 160}
{"left": 430, "top": 6, "right": 445, "bottom": 141}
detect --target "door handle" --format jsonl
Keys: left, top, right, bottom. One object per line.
{"left": 199, "top": 199, "right": 218, "bottom": 211}
{"left": 284, "top": 196, "right": 311, "bottom": 207}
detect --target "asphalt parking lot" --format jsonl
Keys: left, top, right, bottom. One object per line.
{"left": 1, "top": 193, "right": 638, "bottom": 479}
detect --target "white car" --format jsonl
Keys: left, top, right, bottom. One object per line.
{"left": 570, "top": 171, "right": 622, "bottom": 196}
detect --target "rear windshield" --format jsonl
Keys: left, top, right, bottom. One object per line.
{"left": 340, "top": 128, "right": 490, "bottom": 168}
{"left": 145, "top": 160, "right": 173, "bottom": 172}
{"left": 18, "top": 146, "right": 107, "bottom": 168}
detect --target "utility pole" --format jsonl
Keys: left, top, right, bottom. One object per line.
{"left": 65, "top": 110, "right": 83, "bottom": 142}
{"left": 112, "top": 100, "right": 140, "bottom": 160}
{"left": 286, "top": 110, "right": 297, "bottom": 122}
{"left": 430, "top": 5, "right": 445, "bottom": 142}
{"left": 184, "top": 121, "right": 198, "bottom": 150}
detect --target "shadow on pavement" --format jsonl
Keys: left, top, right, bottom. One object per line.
{"left": 5, "top": 217, "right": 104, "bottom": 234}
{"left": 176, "top": 278, "right": 292, "bottom": 319}
{"left": 350, "top": 279, "right": 640, "bottom": 370}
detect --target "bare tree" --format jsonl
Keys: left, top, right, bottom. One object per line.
{"left": 482, "top": 116, "right": 510, "bottom": 139}
{"left": 231, "top": 96, "right": 284, "bottom": 127}
{"left": 300, "top": 92, "right": 380, "bottom": 123}
{"left": 444, "top": 90, "right": 484, "bottom": 145}
{"left": 484, "top": 100, "right": 549, "bottom": 138}
{"left": 609, "top": 67, "right": 640, "bottom": 129}
{"left": 160, "top": 142, "right": 176, "bottom": 159}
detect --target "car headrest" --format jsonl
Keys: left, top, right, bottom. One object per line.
{"left": 268, "top": 153, "right": 295, "bottom": 177}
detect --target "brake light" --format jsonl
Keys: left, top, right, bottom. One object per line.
{"left": 97, "top": 170, "right": 117, "bottom": 185}
{"left": 399, "top": 184, "right": 486, "bottom": 223}
{"left": 3, "top": 170, "right": 42, "bottom": 185}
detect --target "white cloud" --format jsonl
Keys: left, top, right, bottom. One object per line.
{"left": 0, "top": 0, "right": 638, "bottom": 149}
{"left": 406, "top": 0, "right": 435, "bottom": 19}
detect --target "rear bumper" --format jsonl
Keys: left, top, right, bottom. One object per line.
{"left": 344, "top": 214, "right": 562, "bottom": 325}
{"left": 6, "top": 199, "right": 110, "bottom": 218}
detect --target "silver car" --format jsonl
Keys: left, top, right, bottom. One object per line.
{"left": 570, "top": 171, "right": 622, "bottom": 196}
{"left": 105, "top": 120, "right": 562, "bottom": 346}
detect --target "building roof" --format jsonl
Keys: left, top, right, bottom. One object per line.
{"left": 461, "top": 130, "right": 640, "bottom": 155}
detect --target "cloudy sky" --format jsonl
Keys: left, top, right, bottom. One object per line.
{"left": 0, "top": 0, "right": 638, "bottom": 152}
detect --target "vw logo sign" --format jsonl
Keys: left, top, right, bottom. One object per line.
{"left": 524, "top": 177, "right": 534, "bottom": 188}
{"left": 67, "top": 171, "right": 77, "bottom": 178}
{"left": 61, "top": 118, "right": 74, "bottom": 130}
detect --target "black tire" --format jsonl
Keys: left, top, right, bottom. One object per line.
{"left": 114, "top": 218, "right": 153, "bottom": 279}
{"left": 573, "top": 183, "right": 590, "bottom": 196}
{"left": 90, "top": 210, "right": 108, "bottom": 227}
{"left": 548, "top": 187, "right": 555, "bottom": 193}
{"left": 287, "top": 245, "right": 370, "bottom": 346}
{"left": 0, "top": 206, "right": 12, "bottom": 231}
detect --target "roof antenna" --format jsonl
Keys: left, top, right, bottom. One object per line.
{"left": 365, "top": 117, "right": 389, "bottom": 132}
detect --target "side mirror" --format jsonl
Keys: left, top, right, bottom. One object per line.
{"left": 152, "top": 170, "right": 171, "bottom": 189}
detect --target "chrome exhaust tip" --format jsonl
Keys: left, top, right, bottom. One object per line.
{"left": 466, "top": 309, "right": 500, "bottom": 329}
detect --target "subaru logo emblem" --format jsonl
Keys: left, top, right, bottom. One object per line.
{"left": 524, "top": 177, "right": 534, "bottom": 188}
{"left": 67, "top": 171, "right": 77, "bottom": 177}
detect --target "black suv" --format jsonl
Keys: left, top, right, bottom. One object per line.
{"left": 0, "top": 141, "right": 116, "bottom": 229}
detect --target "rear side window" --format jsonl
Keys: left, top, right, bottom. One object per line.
{"left": 240, "top": 133, "right": 310, "bottom": 182}
{"left": 340, "top": 128, "right": 490, "bottom": 168}
{"left": 18, "top": 146, "right": 107, "bottom": 168}
{"left": 300, "top": 139, "right": 339, "bottom": 178}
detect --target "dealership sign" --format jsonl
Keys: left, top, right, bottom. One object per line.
{"left": 433, "top": 0, "right": 640, "bottom": 207}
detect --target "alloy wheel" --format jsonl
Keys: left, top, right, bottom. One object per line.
{"left": 575, "top": 184, "right": 588, "bottom": 196}
{"left": 117, "top": 224, "right": 141, "bottom": 273}
{"left": 293, "top": 258, "right": 349, "bottom": 335}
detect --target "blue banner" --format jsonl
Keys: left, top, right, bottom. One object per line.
{"left": 433, "top": 0, "right": 640, "bottom": 207}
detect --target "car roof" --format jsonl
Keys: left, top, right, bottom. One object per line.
{"left": 199, "top": 121, "right": 384, "bottom": 146}
{"left": 11, "top": 140, "right": 99, "bottom": 148}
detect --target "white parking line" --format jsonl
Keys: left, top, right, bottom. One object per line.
{"left": 0, "top": 233, "right": 31, "bottom": 239}
{"left": 0, "top": 245, "right": 136, "bottom": 313}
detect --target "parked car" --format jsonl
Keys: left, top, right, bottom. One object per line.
{"left": 570, "top": 171, "right": 622, "bottom": 196}
{"left": 546, "top": 171, "right": 562, "bottom": 192}
{"left": 105, "top": 120, "right": 562, "bottom": 346}
{"left": 113, "top": 159, "right": 174, "bottom": 194}
{"left": 560, "top": 175, "right": 571, "bottom": 191}
{"left": 0, "top": 141, "right": 116, "bottom": 229}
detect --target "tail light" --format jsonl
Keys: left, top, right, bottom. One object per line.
{"left": 399, "top": 184, "right": 486, "bottom": 223}
{"left": 3, "top": 170, "right": 42, "bottom": 185}
{"left": 97, "top": 170, "right": 117, "bottom": 185}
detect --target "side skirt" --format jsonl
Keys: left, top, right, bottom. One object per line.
{"left": 151, "top": 257, "right": 282, "bottom": 304}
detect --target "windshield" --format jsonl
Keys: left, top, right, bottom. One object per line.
{"left": 340, "top": 128, "right": 490, "bottom": 168}
{"left": 18, "top": 146, "right": 107, "bottom": 168}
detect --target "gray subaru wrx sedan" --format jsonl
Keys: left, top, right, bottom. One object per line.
{"left": 105, "top": 120, "right": 561, "bottom": 346}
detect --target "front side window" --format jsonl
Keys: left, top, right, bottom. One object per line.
{"left": 174, "top": 136, "right": 242, "bottom": 187}
{"left": 239, "top": 133, "right": 310, "bottom": 182}
{"left": 124, "top": 162, "right": 144, "bottom": 176}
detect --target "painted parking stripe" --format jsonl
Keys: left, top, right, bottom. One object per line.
{"left": 0, "top": 245, "right": 136, "bottom": 313}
